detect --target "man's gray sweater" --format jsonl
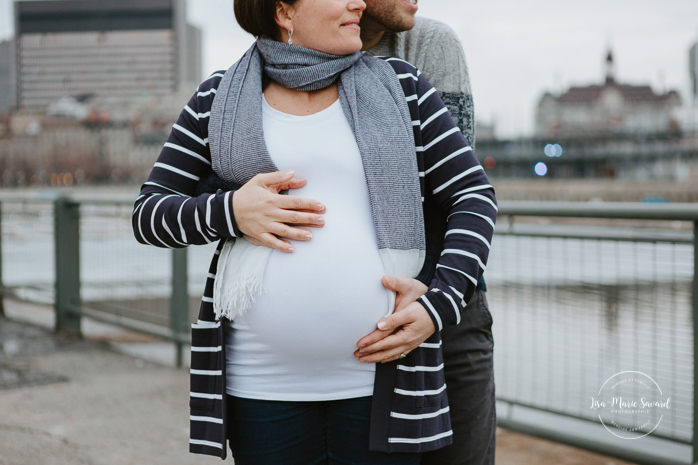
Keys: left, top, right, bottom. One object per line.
{"left": 366, "top": 17, "right": 475, "bottom": 148}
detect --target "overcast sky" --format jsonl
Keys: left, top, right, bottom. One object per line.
{"left": 1, "top": 0, "right": 697, "bottom": 138}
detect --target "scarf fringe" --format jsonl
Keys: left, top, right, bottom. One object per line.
{"left": 213, "top": 238, "right": 271, "bottom": 321}
{"left": 213, "top": 275, "right": 266, "bottom": 321}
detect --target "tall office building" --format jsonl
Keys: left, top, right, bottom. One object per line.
{"left": 13, "top": 0, "right": 202, "bottom": 110}
{"left": 691, "top": 41, "right": 698, "bottom": 99}
{"left": 0, "top": 39, "right": 16, "bottom": 112}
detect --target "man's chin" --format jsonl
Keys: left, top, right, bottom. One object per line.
{"left": 375, "top": 15, "right": 415, "bottom": 33}
{"left": 364, "top": 0, "right": 417, "bottom": 34}
{"left": 395, "top": 16, "right": 416, "bottom": 33}
{"left": 394, "top": 0, "right": 418, "bottom": 30}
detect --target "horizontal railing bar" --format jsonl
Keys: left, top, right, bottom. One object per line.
{"left": 0, "top": 197, "right": 57, "bottom": 205}
{"left": 70, "top": 305, "right": 189, "bottom": 345}
{"left": 84, "top": 302, "right": 171, "bottom": 325}
{"left": 499, "top": 201, "right": 698, "bottom": 221}
{"left": 497, "top": 416, "right": 689, "bottom": 465}
{"left": 493, "top": 227, "right": 693, "bottom": 243}
{"left": 5, "top": 284, "right": 54, "bottom": 293}
{"left": 2, "top": 289, "right": 54, "bottom": 305}
{"left": 0, "top": 198, "right": 133, "bottom": 207}
{"left": 4, "top": 198, "right": 698, "bottom": 221}
{"left": 496, "top": 396, "right": 692, "bottom": 446}
{"left": 491, "top": 281, "right": 693, "bottom": 288}
{"left": 77, "top": 199, "right": 136, "bottom": 207}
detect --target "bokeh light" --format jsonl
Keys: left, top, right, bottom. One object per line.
{"left": 544, "top": 144, "right": 563, "bottom": 158}
{"left": 534, "top": 162, "right": 548, "bottom": 176}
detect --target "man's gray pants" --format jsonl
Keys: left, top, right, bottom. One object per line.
{"left": 421, "top": 288, "right": 496, "bottom": 465}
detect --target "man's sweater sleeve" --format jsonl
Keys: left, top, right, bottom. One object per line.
{"left": 413, "top": 70, "right": 497, "bottom": 331}
{"left": 132, "top": 72, "right": 244, "bottom": 248}
{"left": 422, "top": 22, "right": 476, "bottom": 148}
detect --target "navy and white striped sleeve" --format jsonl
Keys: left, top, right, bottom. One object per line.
{"left": 132, "top": 71, "right": 244, "bottom": 248}
{"left": 411, "top": 67, "right": 498, "bottom": 330}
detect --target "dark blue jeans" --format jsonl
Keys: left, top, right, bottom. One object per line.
{"left": 227, "top": 395, "right": 422, "bottom": 465}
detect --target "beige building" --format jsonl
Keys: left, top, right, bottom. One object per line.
{"left": 536, "top": 51, "right": 682, "bottom": 138}
{"left": 13, "top": 0, "right": 202, "bottom": 111}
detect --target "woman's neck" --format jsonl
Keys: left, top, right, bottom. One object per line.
{"left": 263, "top": 81, "right": 339, "bottom": 116}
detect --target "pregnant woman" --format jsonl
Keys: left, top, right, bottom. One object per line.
{"left": 132, "top": 0, "right": 497, "bottom": 463}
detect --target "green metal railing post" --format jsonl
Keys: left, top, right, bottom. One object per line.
{"left": 0, "top": 201, "right": 4, "bottom": 316}
{"left": 694, "top": 221, "right": 698, "bottom": 465}
{"left": 171, "top": 247, "right": 189, "bottom": 367}
{"left": 54, "top": 197, "right": 82, "bottom": 337}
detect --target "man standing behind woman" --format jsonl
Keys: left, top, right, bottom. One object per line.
{"left": 358, "top": 3, "right": 497, "bottom": 465}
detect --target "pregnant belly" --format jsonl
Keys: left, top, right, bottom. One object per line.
{"left": 231, "top": 228, "right": 391, "bottom": 363}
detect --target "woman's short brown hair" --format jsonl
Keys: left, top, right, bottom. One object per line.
{"left": 234, "top": 0, "right": 300, "bottom": 39}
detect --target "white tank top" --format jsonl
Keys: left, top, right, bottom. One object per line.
{"left": 224, "top": 95, "right": 392, "bottom": 401}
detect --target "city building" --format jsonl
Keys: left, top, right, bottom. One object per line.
{"left": 12, "top": 0, "right": 202, "bottom": 111}
{"left": 690, "top": 41, "right": 698, "bottom": 100}
{"left": 0, "top": 39, "right": 16, "bottom": 112}
{"left": 536, "top": 50, "right": 682, "bottom": 138}
{"left": 475, "top": 121, "right": 496, "bottom": 142}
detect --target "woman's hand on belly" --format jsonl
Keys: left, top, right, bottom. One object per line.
{"left": 354, "top": 276, "right": 435, "bottom": 364}
{"left": 233, "top": 170, "right": 327, "bottom": 253}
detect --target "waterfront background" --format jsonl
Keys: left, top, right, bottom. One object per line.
{"left": 0, "top": 0, "right": 697, "bottom": 185}
{"left": 0, "top": 0, "right": 697, "bottom": 464}
{"left": 1, "top": 184, "right": 696, "bottom": 464}
{"left": 3, "top": 203, "right": 695, "bottom": 441}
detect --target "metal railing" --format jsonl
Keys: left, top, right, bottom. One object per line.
{"left": 0, "top": 196, "right": 206, "bottom": 366}
{"left": 0, "top": 195, "right": 697, "bottom": 464}
{"left": 491, "top": 201, "right": 698, "bottom": 465}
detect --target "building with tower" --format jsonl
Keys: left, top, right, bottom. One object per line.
{"left": 535, "top": 50, "right": 682, "bottom": 138}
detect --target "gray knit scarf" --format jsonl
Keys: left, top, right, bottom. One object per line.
{"left": 208, "top": 36, "right": 425, "bottom": 321}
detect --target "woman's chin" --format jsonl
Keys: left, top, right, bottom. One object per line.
{"left": 339, "top": 42, "right": 363, "bottom": 55}
{"left": 329, "top": 42, "right": 363, "bottom": 55}
{"left": 340, "top": 34, "right": 364, "bottom": 54}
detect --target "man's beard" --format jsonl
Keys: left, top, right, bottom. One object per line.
{"left": 364, "top": 0, "right": 416, "bottom": 33}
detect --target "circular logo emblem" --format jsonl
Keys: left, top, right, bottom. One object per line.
{"left": 590, "top": 371, "right": 671, "bottom": 439}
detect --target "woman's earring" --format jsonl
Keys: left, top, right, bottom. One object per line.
{"left": 288, "top": 29, "right": 294, "bottom": 45}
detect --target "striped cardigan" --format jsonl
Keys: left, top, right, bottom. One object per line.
{"left": 132, "top": 57, "right": 497, "bottom": 459}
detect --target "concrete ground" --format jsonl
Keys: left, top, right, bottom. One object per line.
{"left": 0, "top": 300, "right": 637, "bottom": 465}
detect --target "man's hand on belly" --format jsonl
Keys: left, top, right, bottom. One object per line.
{"left": 354, "top": 276, "right": 435, "bottom": 364}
